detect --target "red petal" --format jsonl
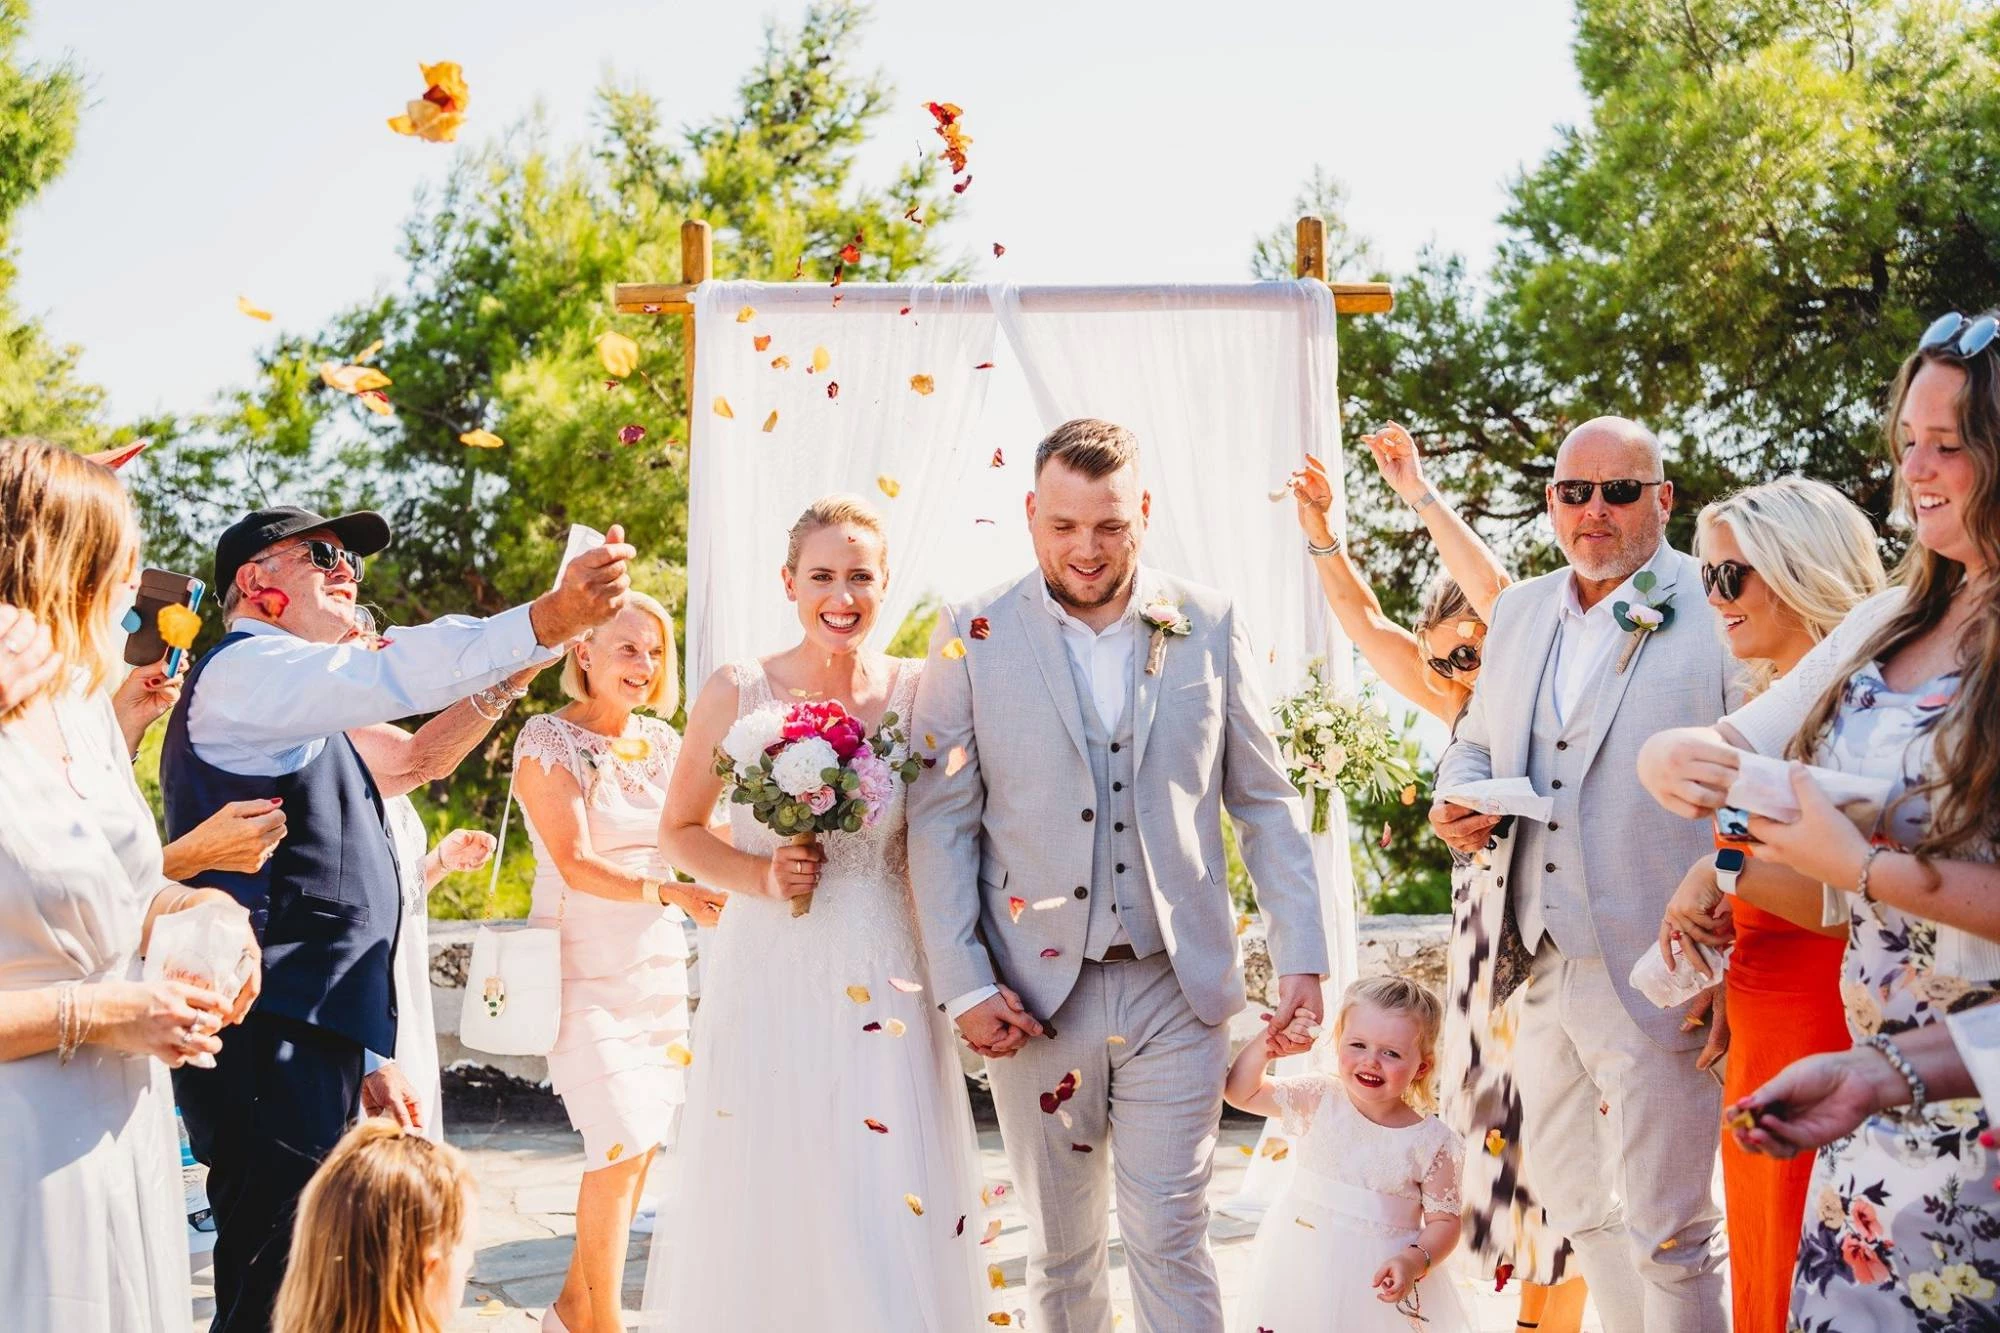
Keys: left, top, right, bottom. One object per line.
{"left": 954, "top": 175, "right": 973, "bottom": 194}
{"left": 1039, "top": 1092, "right": 1060, "bottom": 1114}
{"left": 1070, "top": 1143, "right": 1093, "bottom": 1153}
{"left": 1040, "top": 948, "right": 1060, "bottom": 958}
{"left": 968, "top": 617, "right": 992, "bottom": 640}
{"left": 900, "top": 306, "right": 912, "bottom": 316}
{"left": 840, "top": 242, "right": 862, "bottom": 266}
{"left": 973, "top": 362, "right": 995, "bottom": 370}
{"left": 989, "top": 449, "right": 1005, "bottom": 467}
{"left": 831, "top": 262, "right": 844, "bottom": 287}
{"left": 862, "top": 1021, "right": 882, "bottom": 1032}
{"left": 905, "top": 205, "right": 923, "bottom": 224}
{"left": 753, "top": 334, "right": 772, "bottom": 351}
{"left": 955, "top": 1215, "right": 966, "bottom": 1236}
{"left": 992, "top": 242, "right": 1005, "bottom": 257}
{"left": 827, "top": 382, "right": 840, "bottom": 400}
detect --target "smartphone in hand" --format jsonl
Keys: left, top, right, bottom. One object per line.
{"left": 123, "top": 569, "right": 206, "bottom": 675}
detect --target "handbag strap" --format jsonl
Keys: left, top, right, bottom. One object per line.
{"left": 489, "top": 715, "right": 573, "bottom": 928}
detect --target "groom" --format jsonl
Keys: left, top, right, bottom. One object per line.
{"left": 910, "top": 418, "right": 1327, "bottom": 1332}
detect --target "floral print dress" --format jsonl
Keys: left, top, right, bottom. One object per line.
{"left": 1789, "top": 662, "right": 2000, "bottom": 1332}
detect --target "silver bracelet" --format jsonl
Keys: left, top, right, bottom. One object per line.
{"left": 1865, "top": 1032, "right": 1927, "bottom": 1121}
{"left": 1411, "top": 490, "right": 1438, "bottom": 512}
{"left": 468, "top": 691, "right": 505, "bottom": 722}
{"left": 1306, "top": 534, "right": 1342, "bottom": 558}
{"left": 1856, "top": 845, "right": 1888, "bottom": 903}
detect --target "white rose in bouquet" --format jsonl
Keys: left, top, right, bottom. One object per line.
{"left": 1324, "top": 743, "right": 1348, "bottom": 778}
{"left": 771, "top": 736, "right": 842, "bottom": 797}
{"left": 721, "top": 707, "right": 788, "bottom": 773}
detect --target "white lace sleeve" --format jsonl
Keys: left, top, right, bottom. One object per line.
{"left": 1418, "top": 1124, "right": 1465, "bottom": 1218}
{"left": 513, "top": 714, "right": 580, "bottom": 782}
{"left": 1267, "top": 1074, "right": 1329, "bottom": 1140}
{"left": 1723, "top": 586, "right": 1905, "bottom": 756}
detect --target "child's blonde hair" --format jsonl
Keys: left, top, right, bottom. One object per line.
{"left": 273, "top": 1119, "right": 476, "bottom": 1333}
{"left": 1333, "top": 974, "right": 1445, "bottom": 1113}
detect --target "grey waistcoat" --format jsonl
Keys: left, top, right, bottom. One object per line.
{"left": 1065, "top": 650, "right": 1164, "bottom": 960}
{"left": 1512, "top": 636, "right": 1599, "bottom": 959}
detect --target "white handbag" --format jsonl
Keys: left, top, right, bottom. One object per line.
{"left": 457, "top": 761, "right": 565, "bottom": 1057}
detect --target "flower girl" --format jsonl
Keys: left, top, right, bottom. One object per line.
{"left": 1227, "top": 975, "right": 1470, "bottom": 1332}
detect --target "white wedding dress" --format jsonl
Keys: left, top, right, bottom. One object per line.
{"left": 639, "top": 657, "right": 990, "bottom": 1331}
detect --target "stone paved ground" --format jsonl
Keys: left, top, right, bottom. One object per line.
{"left": 193, "top": 1118, "right": 1600, "bottom": 1330}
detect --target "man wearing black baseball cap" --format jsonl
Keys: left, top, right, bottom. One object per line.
{"left": 160, "top": 503, "right": 635, "bottom": 1333}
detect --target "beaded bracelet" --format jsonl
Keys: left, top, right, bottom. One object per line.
{"left": 1865, "top": 1032, "right": 1928, "bottom": 1121}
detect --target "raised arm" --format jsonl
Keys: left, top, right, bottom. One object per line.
{"left": 346, "top": 662, "right": 545, "bottom": 799}
{"left": 1359, "top": 424, "right": 1510, "bottom": 621}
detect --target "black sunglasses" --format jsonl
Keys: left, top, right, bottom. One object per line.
{"left": 1919, "top": 311, "right": 1999, "bottom": 360}
{"left": 284, "top": 538, "right": 364, "bottom": 581}
{"left": 1425, "top": 642, "right": 1481, "bottom": 679}
{"left": 1551, "top": 479, "right": 1664, "bottom": 506}
{"left": 1701, "top": 559, "right": 1755, "bottom": 602}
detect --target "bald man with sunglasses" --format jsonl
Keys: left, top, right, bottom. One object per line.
{"left": 161, "top": 504, "right": 635, "bottom": 1333}
{"left": 1430, "top": 419, "right": 1747, "bottom": 1333}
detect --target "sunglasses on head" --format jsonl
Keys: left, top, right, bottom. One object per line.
{"left": 1551, "top": 479, "right": 1663, "bottom": 506}
{"left": 284, "top": 538, "right": 364, "bottom": 580}
{"left": 1425, "top": 642, "right": 1481, "bottom": 679}
{"left": 1701, "top": 559, "right": 1754, "bottom": 602}
{"left": 1919, "top": 311, "right": 2000, "bottom": 360}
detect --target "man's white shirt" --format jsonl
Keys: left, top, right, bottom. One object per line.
{"left": 1548, "top": 543, "right": 1672, "bottom": 726}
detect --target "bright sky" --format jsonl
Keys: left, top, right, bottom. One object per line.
{"left": 14, "top": 0, "right": 1587, "bottom": 424}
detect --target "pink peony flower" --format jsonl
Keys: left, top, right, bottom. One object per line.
{"left": 820, "top": 714, "right": 868, "bottom": 761}
{"left": 850, "top": 749, "right": 897, "bottom": 825}
{"left": 781, "top": 700, "right": 868, "bottom": 760}
{"left": 805, "top": 785, "right": 838, "bottom": 815}
{"left": 1841, "top": 1234, "right": 1892, "bottom": 1286}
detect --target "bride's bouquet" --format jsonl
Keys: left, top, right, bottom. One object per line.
{"left": 714, "top": 699, "right": 925, "bottom": 916}
{"left": 1272, "top": 660, "right": 1417, "bottom": 835}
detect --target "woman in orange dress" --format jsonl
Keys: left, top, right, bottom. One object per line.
{"left": 1658, "top": 476, "right": 1886, "bottom": 1333}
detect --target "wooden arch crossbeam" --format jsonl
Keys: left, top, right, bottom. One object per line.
{"left": 613, "top": 217, "right": 1392, "bottom": 440}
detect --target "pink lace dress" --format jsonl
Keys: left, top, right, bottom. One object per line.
{"left": 1234, "top": 1073, "right": 1470, "bottom": 1333}
{"left": 513, "top": 712, "right": 692, "bottom": 1170}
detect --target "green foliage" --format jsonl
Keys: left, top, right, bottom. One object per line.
{"left": 1347, "top": 717, "right": 1451, "bottom": 916}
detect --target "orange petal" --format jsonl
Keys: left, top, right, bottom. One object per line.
{"left": 864, "top": 1118, "right": 889, "bottom": 1134}
{"left": 713, "top": 396, "right": 735, "bottom": 419}
{"left": 988, "top": 1264, "right": 1006, "bottom": 1290}
{"left": 770, "top": 355, "right": 792, "bottom": 370}
{"left": 904, "top": 1193, "right": 924, "bottom": 1216}
{"left": 597, "top": 330, "right": 640, "bottom": 378}
{"left": 664, "top": 1042, "right": 693, "bottom": 1067}
{"left": 877, "top": 474, "right": 901, "bottom": 499}
{"left": 941, "top": 638, "right": 967, "bottom": 661}
{"left": 1106, "top": 1035, "right": 1127, "bottom": 1046}
{"left": 387, "top": 114, "right": 418, "bottom": 137}
{"left": 458, "top": 429, "right": 505, "bottom": 450}
{"left": 359, "top": 391, "right": 394, "bottom": 416}
{"left": 1008, "top": 897, "right": 1026, "bottom": 923}
{"left": 1260, "top": 1136, "right": 1290, "bottom": 1160}
{"left": 762, "top": 410, "right": 779, "bottom": 434}
{"left": 909, "top": 373, "right": 935, "bottom": 395}
{"left": 156, "top": 604, "right": 202, "bottom": 651}
{"left": 988, "top": 1316, "right": 1012, "bottom": 1327}
{"left": 353, "top": 339, "right": 384, "bottom": 364}
{"left": 236, "top": 296, "right": 273, "bottom": 322}
{"left": 735, "top": 305, "right": 757, "bottom": 323}
{"left": 845, "top": 985, "right": 872, "bottom": 1004}
{"left": 606, "top": 1142, "right": 624, "bottom": 1162}
{"left": 753, "top": 334, "right": 772, "bottom": 351}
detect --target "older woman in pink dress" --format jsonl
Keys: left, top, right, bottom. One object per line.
{"left": 510, "top": 589, "right": 727, "bottom": 1333}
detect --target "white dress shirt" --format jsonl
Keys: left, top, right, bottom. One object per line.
{"left": 187, "top": 607, "right": 558, "bottom": 1068}
{"left": 1548, "top": 543, "right": 1670, "bottom": 725}
{"left": 946, "top": 587, "right": 1140, "bottom": 1022}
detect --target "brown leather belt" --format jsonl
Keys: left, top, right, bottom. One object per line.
{"left": 1096, "top": 944, "right": 1139, "bottom": 962}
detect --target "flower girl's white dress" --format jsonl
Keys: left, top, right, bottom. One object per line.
{"left": 639, "top": 658, "right": 989, "bottom": 1331}
{"left": 1233, "top": 1072, "right": 1471, "bottom": 1333}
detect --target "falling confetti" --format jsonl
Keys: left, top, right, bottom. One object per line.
{"left": 1031, "top": 896, "right": 1065, "bottom": 911}
{"left": 878, "top": 475, "right": 902, "bottom": 499}
{"left": 973, "top": 361, "right": 995, "bottom": 370}
{"left": 1379, "top": 822, "right": 1393, "bottom": 850}
{"left": 1040, "top": 947, "right": 1060, "bottom": 959}
{"left": 846, "top": 986, "right": 872, "bottom": 1004}
{"left": 1008, "top": 897, "right": 1027, "bottom": 923}
{"left": 827, "top": 382, "right": 841, "bottom": 400}
{"left": 713, "top": 397, "right": 735, "bottom": 419}
{"left": 1401, "top": 784, "right": 1419, "bottom": 806}
{"left": 157, "top": 604, "right": 202, "bottom": 651}
{"left": 1236, "top": 913, "right": 1253, "bottom": 936}
{"left": 811, "top": 346, "right": 832, "bottom": 373}
{"left": 609, "top": 737, "right": 652, "bottom": 763}
{"left": 237, "top": 296, "right": 273, "bottom": 322}
{"left": 1071, "top": 1143, "right": 1093, "bottom": 1153}
{"left": 1058, "top": 1108, "right": 1072, "bottom": 1130}
{"left": 905, "top": 1194, "right": 925, "bottom": 1216}
{"left": 910, "top": 373, "right": 936, "bottom": 395}
{"left": 945, "top": 747, "right": 969, "bottom": 777}
{"left": 955, "top": 1216, "right": 966, "bottom": 1236}
{"left": 478, "top": 1296, "right": 508, "bottom": 1318}
{"left": 885, "top": 1018, "right": 907, "bottom": 1037}
{"left": 941, "top": 638, "right": 967, "bottom": 660}
{"left": 925, "top": 100, "right": 972, "bottom": 174}
{"left": 619, "top": 424, "right": 647, "bottom": 446}
{"left": 386, "top": 61, "right": 469, "bottom": 143}
{"left": 993, "top": 242, "right": 1006, "bottom": 257}
{"left": 1039, "top": 1069, "right": 1082, "bottom": 1114}
{"left": 1484, "top": 1129, "right": 1506, "bottom": 1155}
{"left": 598, "top": 332, "right": 640, "bottom": 378}
{"left": 1261, "top": 1137, "right": 1290, "bottom": 1160}
{"left": 981, "top": 1218, "right": 1003, "bottom": 1245}
{"left": 319, "top": 362, "right": 391, "bottom": 396}
{"left": 762, "top": 410, "right": 780, "bottom": 434}
{"left": 1658, "top": 1238, "right": 1680, "bottom": 1251}
{"left": 665, "top": 1042, "right": 693, "bottom": 1067}
{"left": 862, "top": 1021, "right": 883, "bottom": 1033}
{"left": 888, "top": 977, "right": 923, "bottom": 994}
{"left": 771, "top": 355, "right": 792, "bottom": 370}
{"left": 840, "top": 236, "right": 863, "bottom": 266}
{"left": 988, "top": 1265, "right": 1006, "bottom": 1290}
{"left": 1294, "top": 1217, "right": 1317, "bottom": 1230}
{"left": 988, "top": 1317, "right": 1012, "bottom": 1328}
{"left": 754, "top": 334, "right": 772, "bottom": 351}
{"left": 905, "top": 205, "right": 923, "bottom": 224}
{"left": 736, "top": 305, "right": 757, "bottom": 323}
{"left": 359, "top": 391, "right": 394, "bottom": 417}
{"left": 1106, "top": 1035, "right": 1127, "bottom": 1046}
{"left": 864, "top": 1118, "right": 889, "bottom": 1134}
{"left": 955, "top": 176, "right": 974, "bottom": 194}
{"left": 459, "top": 429, "right": 504, "bottom": 450}
{"left": 969, "top": 616, "right": 992, "bottom": 640}
{"left": 606, "top": 1142, "right": 625, "bottom": 1162}
{"left": 900, "top": 306, "right": 912, "bottom": 316}
{"left": 989, "top": 449, "right": 1005, "bottom": 467}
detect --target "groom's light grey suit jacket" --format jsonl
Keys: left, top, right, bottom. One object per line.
{"left": 908, "top": 568, "right": 1328, "bottom": 1027}
{"left": 1435, "top": 546, "right": 1747, "bottom": 1050}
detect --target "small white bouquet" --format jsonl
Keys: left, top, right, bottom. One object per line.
{"left": 1271, "top": 660, "right": 1417, "bottom": 834}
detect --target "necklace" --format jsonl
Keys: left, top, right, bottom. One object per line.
{"left": 13, "top": 698, "right": 85, "bottom": 798}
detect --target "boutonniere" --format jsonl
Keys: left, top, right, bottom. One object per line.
{"left": 1139, "top": 598, "right": 1191, "bottom": 676}
{"left": 1611, "top": 570, "right": 1675, "bottom": 674}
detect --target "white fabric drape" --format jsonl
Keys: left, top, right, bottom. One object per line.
{"left": 684, "top": 284, "right": 1359, "bottom": 1218}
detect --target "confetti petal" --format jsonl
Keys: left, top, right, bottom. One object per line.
{"left": 888, "top": 977, "right": 924, "bottom": 994}
{"left": 811, "top": 345, "right": 832, "bottom": 373}
{"left": 827, "top": 381, "right": 840, "bottom": 400}
{"left": 618, "top": 424, "right": 647, "bottom": 446}
{"left": 237, "top": 296, "right": 273, "bottom": 322}
{"left": 359, "top": 391, "right": 394, "bottom": 416}
{"left": 597, "top": 331, "right": 640, "bottom": 378}
{"left": 988, "top": 1317, "right": 1011, "bottom": 1328}
{"left": 1261, "top": 1137, "right": 1290, "bottom": 1160}
{"left": 988, "top": 1264, "right": 1006, "bottom": 1290}
{"left": 385, "top": 62, "right": 469, "bottom": 144}
{"left": 941, "top": 638, "right": 967, "bottom": 660}
{"left": 885, "top": 1018, "right": 907, "bottom": 1037}
{"left": 981, "top": 1218, "right": 1003, "bottom": 1244}
{"left": 945, "top": 746, "right": 969, "bottom": 776}
{"left": 606, "top": 1142, "right": 625, "bottom": 1162}
{"left": 910, "top": 373, "right": 936, "bottom": 395}
{"left": 319, "top": 362, "right": 392, "bottom": 395}
{"left": 1379, "top": 822, "right": 1393, "bottom": 850}
{"left": 905, "top": 1193, "right": 924, "bottom": 1216}
{"left": 956, "top": 1215, "right": 966, "bottom": 1236}
{"left": 1484, "top": 1128, "right": 1506, "bottom": 1155}
{"left": 846, "top": 986, "right": 872, "bottom": 1004}
{"left": 664, "top": 1042, "right": 693, "bottom": 1068}
{"left": 865, "top": 1118, "right": 889, "bottom": 1134}
{"left": 713, "top": 396, "right": 734, "bottom": 419}
{"left": 989, "top": 449, "right": 1005, "bottom": 467}
{"left": 609, "top": 737, "right": 652, "bottom": 763}
{"left": 993, "top": 242, "right": 1006, "bottom": 257}
{"left": 1039, "top": 948, "right": 1061, "bottom": 958}
{"left": 753, "top": 334, "right": 772, "bottom": 351}
{"left": 1106, "top": 1035, "right": 1127, "bottom": 1046}
{"left": 1058, "top": 1107, "right": 1073, "bottom": 1129}
{"left": 863, "top": 1021, "right": 883, "bottom": 1033}
{"left": 735, "top": 305, "right": 757, "bottom": 323}
{"left": 1031, "top": 896, "right": 1065, "bottom": 911}
{"left": 771, "top": 355, "right": 792, "bottom": 370}
{"left": 1008, "top": 897, "right": 1027, "bottom": 924}
{"left": 969, "top": 616, "right": 992, "bottom": 640}
{"left": 878, "top": 474, "right": 901, "bottom": 499}
{"left": 1401, "top": 784, "right": 1419, "bottom": 806}
{"left": 762, "top": 410, "right": 779, "bottom": 434}
{"left": 954, "top": 175, "right": 974, "bottom": 194}
{"left": 157, "top": 603, "right": 201, "bottom": 651}
{"left": 1294, "top": 1216, "right": 1317, "bottom": 1229}
{"left": 899, "top": 305, "right": 912, "bottom": 315}
{"left": 1658, "top": 1238, "right": 1680, "bottom": 1251}
{"left": 973, "top": 361, "right": 994, "bottom": 370}
{"left": 1070, "top": 1143, "right": 1093, "bottom": 1153}
{"left": 459, "top": 428, "right": 504, "bottom": 450}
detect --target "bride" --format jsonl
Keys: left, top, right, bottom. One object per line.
{"left": 641, "top": 495, "right": 990, "bottom": 1330}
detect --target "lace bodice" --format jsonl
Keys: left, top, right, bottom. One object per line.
{"left": 1268, "top": 1073, "right": 1464, "bottom": 1223}
{"left": 705, "top": 657, "right": 932, "bottom": 985}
